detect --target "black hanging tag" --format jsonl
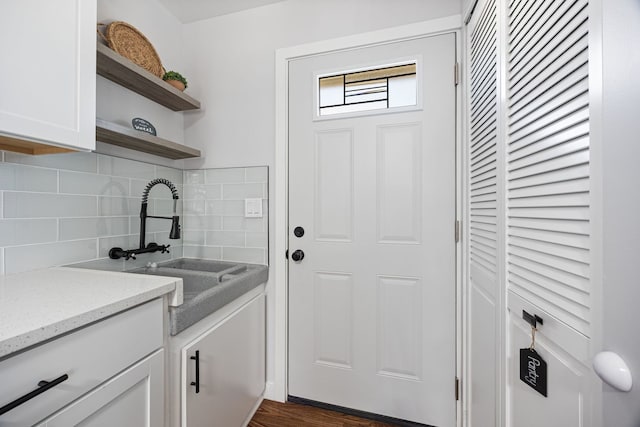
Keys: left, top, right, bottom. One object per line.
{"left": 520, "top": 348, "right": 547, "bottom": 397}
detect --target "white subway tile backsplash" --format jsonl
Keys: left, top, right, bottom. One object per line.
{"left": 183, "top": 245, "right": 222, "bottom": 259}
{"left": 205, "top": 200, "right": 244, "bottom": 216}
{"left": 59, "top": 217, "right": 129, "bottom": 241}
{"left": 154, "top": 199, "right": 182, "bottom": 216}
{"left": 183, "top": 215, "right": 222, "bottom": 231}
{"left": 206, "top": 231, "right": 245, "bottom": 247}
{"left": 97, "top": 154, "right": 156, "bottom": 180}
{"left": 183, "top": 166, "right": 268, "bottom": 265}
{"left": 246, "top": 232, "right": 268, "bottom": 248}
{"left": 184, "top": 170, "right": 205, "bottom": 185}
{"left": 5, "top": 239, "right": 97, "bottom": 274}
{"left": 98, "top": 196, "right": 146, "bottom": 217}
{"left": 222, "top": 247, "right": 266, "bottom": 264}
{"left": 131, "top": 217, "right": 177, "bottom": 234}
{"left": 4, "top": 192, "right": 97, "bottom": 218}
{"left": 97, "top": 235, "right": 138, "bottom": 257}
{"left": 184, "top": 184, "right": 221, "bottom": 201}
{"left": 222, "top": 216, "right": 267, "bottom": 232}
{"left": 129, "top": 179, "right": 149, "bottom": 198}
{"left": 205, "top": 168, "right": 245, "bottom": 184}
{"left": 0, "top": 153, "right": 267, "bottom": 274}
{"left": 222, "top": 183, "right": 265, "bottom": 200}
{"left": 0, "top": 219, "right": 58, "bottom": 246}
{"left": 156, "top": 166, "right": 183, "bottom": 185}
{"left": 183, "top": 200, "right": 206, "bottom": 215}
{"left": 0, "top": 150, "right": 186, "bottom": 274}
{"left": 183, "top": 230, "right": 206, "bottom": 246}
{"left": 59, "top": 171, "right": 129, "bottom": 196}
{"left": 0, "top": 163, "right": 58, "bottom": 193}
{"left": 5, "top": 151, "right": 98, "bottom": 173}
{"left": 245, "top": 167, "right": 268, "bottom": 183}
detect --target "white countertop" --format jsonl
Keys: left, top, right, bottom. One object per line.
{"left": 0, "top": 267, "right": 183, "bottom": 359}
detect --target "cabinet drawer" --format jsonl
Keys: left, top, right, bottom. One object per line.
{"left": 38, "top": 350, "right": 164, "bottom": 427}
{"left": 0, "top": 298, "right": 163, "bottom": 426}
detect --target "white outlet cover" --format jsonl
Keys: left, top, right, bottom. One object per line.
{"left": 245, "top": 198, "right": 263, "bottom": 218}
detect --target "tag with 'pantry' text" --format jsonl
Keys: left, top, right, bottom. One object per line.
{"left": 520, "top": 348, "right": 547, "bottom": 397}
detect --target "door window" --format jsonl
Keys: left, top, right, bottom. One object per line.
{"left": 317, "top": 62, "right": 418, "bottom": 117}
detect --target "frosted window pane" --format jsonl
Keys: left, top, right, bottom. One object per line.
{"left": 319, "top": 76, "right": 344, "bottom": 107}
{"left": 388, "top": 75, "right": 417, "bottom": 107}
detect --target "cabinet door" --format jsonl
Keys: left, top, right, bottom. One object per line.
{"left": 0, "top": 0, "right": 96, "bottom": 151}
{"left": 39, "top": 350, "right": 164, "bottom": 427}
{"left": 184, "top": 295, "right": 265, "bottom": 427}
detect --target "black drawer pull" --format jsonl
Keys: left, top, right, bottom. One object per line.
{"left": 0, "top": 373, "right": 69, "bottom": 416}
{"left": 190, "top": 350, "right": 200, "bottom": 394}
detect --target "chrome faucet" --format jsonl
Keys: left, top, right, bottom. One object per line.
{"left": 109, "top": 178, "right": 181, "bottom": 260}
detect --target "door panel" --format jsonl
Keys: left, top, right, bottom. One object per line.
{"left": 508, "top": 293, "right": 591, "bottom": 427}
{"left": 288, "top": 33, "right": 457, "bottom": 426}
{"left": 315, "top": 129, "right": 354, "bottom": 241}
{"left": 377, "top": 123, "right": 422, "bottom": 243}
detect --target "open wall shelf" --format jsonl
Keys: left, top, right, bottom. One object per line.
{"left": 96, "top": 119, "right": 201, "bottom": 160}
{"left": 96, "top": 43, "right": 201, "bottom": 111}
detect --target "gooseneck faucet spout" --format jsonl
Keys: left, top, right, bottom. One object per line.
{"left": 109, "top": 178, "right": 181, "bottom": 261}
{"left": 139, "top": 178, "right": 181, "bottom": 249}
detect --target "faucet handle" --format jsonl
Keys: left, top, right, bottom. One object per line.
{"left": 160, "top": 244, "right": 171, "bottom": 254}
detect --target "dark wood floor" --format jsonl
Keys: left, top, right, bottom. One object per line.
{"left": 248, "top": 399, "right": 397, "bottom": 427}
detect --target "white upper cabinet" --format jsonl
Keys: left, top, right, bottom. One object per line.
{"left": 0, "top": 0, "right": 96, "bottom": 152}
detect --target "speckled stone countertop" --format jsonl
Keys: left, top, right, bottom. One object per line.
{"left": 0, "top": 267, "right": 183, "bottom": 359}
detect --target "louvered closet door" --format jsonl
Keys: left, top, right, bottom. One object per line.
{"left": 505, "top": 0, "right": 593, "bottom": 425}
{"left": 467, "top": 1, "right": 503, "bottom": 426}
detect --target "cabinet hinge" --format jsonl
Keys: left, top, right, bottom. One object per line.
{"left": 454, "top": 62, "right": 460, "bottom": 86}
{"left": 455, "top": 377, "right": 460, "bottom": 401}
{"left": 455, "top": 220, "right": 461, "bottom": 243}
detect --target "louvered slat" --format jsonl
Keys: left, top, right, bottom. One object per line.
{"left": 470, "top": 0, "right": 499, "bottom": 287}
{"left": 507, "top": 0, "right": 590, "bottom": 337}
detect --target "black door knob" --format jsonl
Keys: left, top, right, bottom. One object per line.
{"left": 294, "top": 226, "right": 305, "bottom": 238}
{"left": 291, "top": 249, "right": 305, "bottom": 262}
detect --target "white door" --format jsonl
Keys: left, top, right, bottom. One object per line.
{"left": 288, "top": 33, "right": 457, "bottom": 426}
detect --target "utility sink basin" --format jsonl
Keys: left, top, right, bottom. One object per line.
{"left": 129, "top": 259, "right": 267, "bottom": 335}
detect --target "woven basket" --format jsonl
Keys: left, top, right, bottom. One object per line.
{"left": 99, "top": 21, "right": 164, "bottom": 78}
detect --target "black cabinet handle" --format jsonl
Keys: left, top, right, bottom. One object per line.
{"left": 190, "top": 350, "right": 200, "bottom": 394}
{"left": 0, "top": 373, "right": 69, "bottom": 416}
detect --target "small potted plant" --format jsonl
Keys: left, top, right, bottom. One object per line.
{"left": 162, "top": 70, "right": 188, "bottom": 91}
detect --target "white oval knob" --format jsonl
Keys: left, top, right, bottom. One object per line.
{"left": 593, "top": 351, "right": 632, "bottom": 392}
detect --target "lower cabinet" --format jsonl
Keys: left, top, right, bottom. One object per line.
{"left": 0, "top": 299, "right": 165, "bottom": 426}
{"left": 182, "top": 294, "right": 265, "bottom": 427}
{"left": 39, "top": 350, "right": 164, "bottom": 426}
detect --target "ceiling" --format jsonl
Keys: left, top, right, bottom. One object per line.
{"left": 159, "top": 0, "right": 287, "bottom": 23}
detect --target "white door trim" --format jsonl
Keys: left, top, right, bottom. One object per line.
{"left": 272, "top": 16, "right": 463, "bottom": 420}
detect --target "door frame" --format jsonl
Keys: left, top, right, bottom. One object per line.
{"left": 273, "top": 15, "right": 464, "bottom": 423}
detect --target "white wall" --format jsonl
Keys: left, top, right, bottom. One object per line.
{"left": 599, "top": 0, "right": 640, "bottom": 424}
{"left": 0, "top": 150, "right": 184, "bottom": 274}
{"left": 97, "top": 0, "right": 190, "bottom": 168}
{"left": 182, "top": 0, "right": 461, "bottom": 169}
{"left": 181, "top": 0, "right": 462, "bottom": 395}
